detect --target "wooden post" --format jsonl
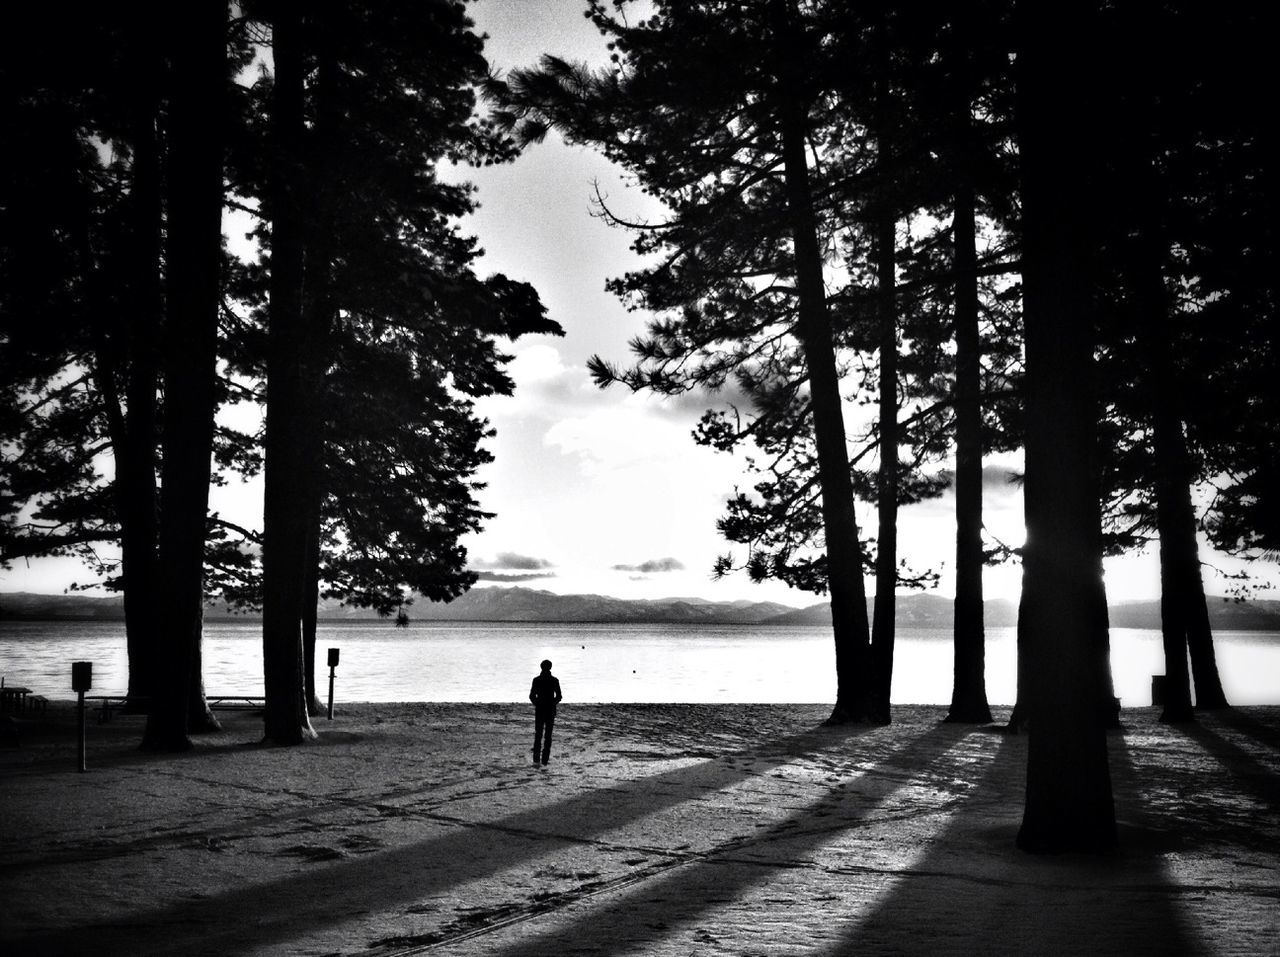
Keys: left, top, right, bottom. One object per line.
{"left": 326, "top": 647, "right": 339, "bottom": 720}
{"left": 72, "top": 661, "right": 92, "bottom": 772}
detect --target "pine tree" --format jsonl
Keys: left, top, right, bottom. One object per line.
{"left": 245, "top": 0, "right": 560, "bottom": 740}
{"left": 142, "top": 0, "right": 231, "bottom": 751}
{"left": 1013, "top": 0, "right": 1116, "bottom": 853}
{"left": 495, "top": 0, "right": 886, "bottom": 721}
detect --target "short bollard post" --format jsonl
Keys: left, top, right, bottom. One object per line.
{"left": 72, "top": 661, "right": 92, "bottom": 772}
{"left": 326, "top": 647, "right": 339, "bottom": 720}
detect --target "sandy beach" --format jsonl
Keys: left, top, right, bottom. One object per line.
{"left": 1, "top": 701, "right": 1277, "bottom": 956}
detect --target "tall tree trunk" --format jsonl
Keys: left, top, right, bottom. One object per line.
{"left": 868, "top": 20, "right": 897, "bottom": 725}
{"left": 303, "top": 525, "right": 324, "bottom": 716}
{"left": 1013, "top": 0, "right": 1116, "bottom": 853}
{"left": 945, "top": 5, "right": 993, "bottom": 726}
{"left": 1112, "top": 1, "right": 1229, "bottom": 717}
{"left": 869, "top": 188, "right": 897, "bottom": 724}
{"left": 947, "top": 184, "right": 994, "bottom": 725}
{"left": 120, "top": 44, "right": 163, "bottom": 712}
{"left": 1147, "top": 289, "right": 1195, "bottom": 722}
{"left": 261, "top": 0, "right": 316, "bottom": 745}
{"left": 299, "top": 368, "right": 327, "bottom": 719}
{"left": 297, "top": 306, "right": 328, "bottom": 725}
{"left": 773, "top": 0, "right": 871, "bottom": 723}
{"left": 141, "top": 0, "right": 227, "bottom": 752}
{"left": 1152, "top": 388, "right": 1227, "bottom": 714}
{"left": 299, "top": 39, "right": 339, "bottom": 720}
{"left": 188, "top": 614, "right": 220, "bottom": 732}
{"left": 1007, "top": 591, "right": 1031, "bottom": 732}
{"left": 1184, "top": 558, "right": 1228, "bottom": 709}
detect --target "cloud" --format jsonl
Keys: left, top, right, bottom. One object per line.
{"left": 614, "top": 379, "right": 753, "bottom": 425}
{"left": 505, "top": 344, "right": 747, "bottom": 433}
{"left": 474, "top": 571, "right": 557, "bottom": 583}
{"left": 472, "top": 552, "right": 556, "bottom": 570}
{"left": 611, "top": 557, "right": 686, "bottom": 573}
{"left": 500, "top": 344, "right": 597, "bottom": 410}
{"left": 507, "top": 344, "right": 572, "bottom": 386}
{"left": 544, "top": 395, "right": 718, "bottom": 477}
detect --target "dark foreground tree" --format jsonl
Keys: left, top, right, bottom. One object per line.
{"left": 772, "top": 0, "right": 874, "bottom": 722}
{"left": 941, "top": 4, "right": 998, "bottom": 725}
{"left": 142, "top": 0, "right": 229, "bottom": 751}
{"left": 0, "top": 9, "right": 168, "bottom": 712}
{"left": 1088, "top": 0, "right": 1234, "bottom": 721}
{"left": 1158, "top": 1, "right": 1270, "bottom": 707}
{"left": 866, "top": 2, "right": 901, "bottom": 725}
{"left": 112, "top": 19, "right": 166, "bottom": 711}
{"left": 251, "top": 0, "right": 559, "bottom": 741}
{"left": 260, "top": 0, "right": 315, "bottom": 745}
{"left": 1013, "top": 0, "right": 1115, "bottom": 853}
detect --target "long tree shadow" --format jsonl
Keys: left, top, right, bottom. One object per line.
{"left": 472, "top": 723, "right": 980, "bottom": 956}
{"left": 833, "top": 730, "right": 1202, "bottom": 955}
{"left": 1, "top": 724, "right": 410, "bottom": 880}
{"left": 1172, "top": 717, "right": 1280, "bottom": 814}
{"left": 1203, "top": 706, "right": 1280, "bottom": 757}
{"left": 1123, "top": 719, "right": 1280, "bottom": 852}
{"left": 4, "top": 717, "right": 878, "bottom": 956}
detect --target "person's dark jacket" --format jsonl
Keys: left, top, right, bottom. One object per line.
{"left": 529, "top": 673, "right": 562, "bottom": 711}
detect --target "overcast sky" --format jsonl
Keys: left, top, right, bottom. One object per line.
{"left": 3, "top": 1, "right": 1271, "bottom": 607}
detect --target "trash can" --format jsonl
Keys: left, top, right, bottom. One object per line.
{"left": 1151, "top": 674, "right": 1166, "bottom": 707}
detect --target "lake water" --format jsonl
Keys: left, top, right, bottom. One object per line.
{"left": 1, "top": 620, "right": 1277, "bottom": 707}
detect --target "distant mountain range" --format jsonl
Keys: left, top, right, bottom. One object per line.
{"left": 0, "top": 588, "right": 794, "bottom": 625}
{"left": 404, "top": 587, "right": 797, "bottom": 624}
{"left": 3, "top": 586, "right": 1280, "bottom": 630}
{"left": 764, "top": 593, "right": 1280, "bottom": 631}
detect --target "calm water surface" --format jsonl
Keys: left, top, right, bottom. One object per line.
{"left": 1, "top": 620, "right": 1276, "bottom": 706}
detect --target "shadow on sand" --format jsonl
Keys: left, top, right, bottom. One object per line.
{"left": 476, "top": 725, "right": 1204, "bottom": 956}
{"left": 472, "top": 722, "right": 979, "bottom": 956}
{"left": 1209, "top": 707, "right": 1280, "bottom": 752}
{"left": 834, "top": 730, "right": 1201, "bottom": 954}
{"left": 8, "top": 717, "right": 876, "bottom": 956}
{"left": 1181, "top": 714, "right": 1280, "bottom": 809}
{"left": 11, "top": 709, "right": 1276, "bottom": 956}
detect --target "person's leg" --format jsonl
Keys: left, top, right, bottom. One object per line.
{"left": 541, "top": 710, "right": 555, "bottom": 764}
{"left": 533, "top": 711, "right": 545, "bottom": 764}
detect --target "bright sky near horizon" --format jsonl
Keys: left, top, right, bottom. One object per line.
{"left": 1, "top": 0, "right": 1272, "bottom": 608}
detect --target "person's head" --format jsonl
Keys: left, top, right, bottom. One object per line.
{"left": 540, "top": 659, "right": 552, "bottom": 673}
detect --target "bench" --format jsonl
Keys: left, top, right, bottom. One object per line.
{"left": 87, "top": 695, "right": 266, "bottom": 722}
{"left": 206, "top": 695, "right": 266, "bottom": 711}
{"left": 85, "top": 696, "right": 144, "bottom": 723}
{"left": 0, "top": 685, "right": 32, "bottom": 713}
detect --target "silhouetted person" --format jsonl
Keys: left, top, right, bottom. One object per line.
{"left": 529, "top": 659, "right": 562, "bottom": 766}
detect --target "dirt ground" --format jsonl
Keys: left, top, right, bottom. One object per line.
{"left": 1, "top": 701, "right": 1277, "bottom": 956}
